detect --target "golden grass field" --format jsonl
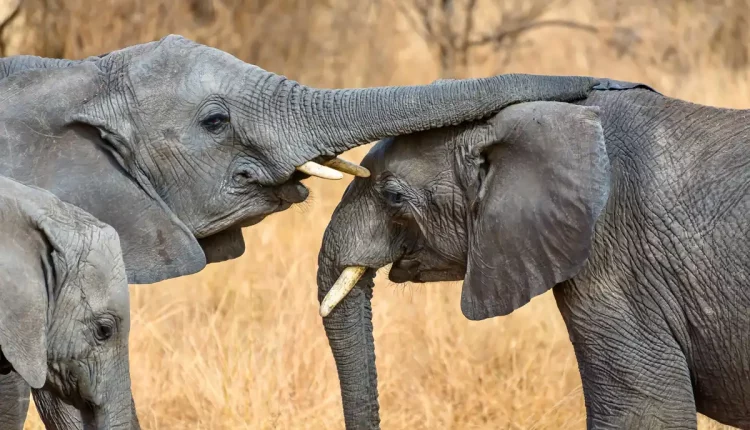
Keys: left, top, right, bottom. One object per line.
{"left": 7, "top": 0, "right": 748, "bottom": 428}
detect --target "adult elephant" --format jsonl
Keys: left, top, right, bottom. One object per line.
{"left": 317, "top": 86, "right": 750, "bottom": 429}
{"left": 0, "top": 35, "right": 608, "bottom": 429}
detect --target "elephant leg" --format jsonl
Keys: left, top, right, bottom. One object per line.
{"left": 554, "top": 288, "right": 697, "bottom": 430}
{"left": 0, "top": 372, "right": 30, "bottom": 430}
{"left": 577, "top": 345, "right": 696, "bottom": 430}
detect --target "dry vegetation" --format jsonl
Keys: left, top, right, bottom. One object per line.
{"left": 1, "top": 0, "right": 747, "bottom": 428}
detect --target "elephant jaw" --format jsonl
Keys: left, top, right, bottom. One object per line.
{"left": 389, "top": 258, "right": 465, "bottom": 283}
{"left": 197, "top": 228, "right": 246, "bottom": 264}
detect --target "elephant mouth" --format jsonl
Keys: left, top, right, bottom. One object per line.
{"left": 239, "top": 214, "right": 268, "bottom": 228}
{"left": 211, "top": 185, "right": 300, "bottom": 233}
{"left": 389, "top": 259, "right": 464, "bottom": 283}
{"left": 237, "top": 200, "right": 294, "bottom": 228}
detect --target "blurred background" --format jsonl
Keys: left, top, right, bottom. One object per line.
{"left": 2, "top": 0, "right": 746, "bottom": 428}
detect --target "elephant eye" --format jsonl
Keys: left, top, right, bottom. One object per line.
{"left": 201, "top": 113, "right": 229, "bottom": 132}
{"left": 383, "top": 189, "right": 404, "bottom": 206}
{"left": 94, "top": 318, "right": 116, "bottom": 342}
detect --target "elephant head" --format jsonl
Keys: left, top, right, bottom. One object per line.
{"left": 0, "top": 176, "right": 133, "bottom": 429}
{"left": 317, "top": 101, "right": 611, "bottom": 428}
{"left": 0, "top": 34, "right": 601, "bottom": 284}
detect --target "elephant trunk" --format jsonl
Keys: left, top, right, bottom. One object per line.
{"left": 318, "top": 250, "right": 380, "bottom": 430}
{"left": 276, "top": 74, "right": 597, "bottom": 160}
{"left": 92, "top": 368, "right": 137, "bottom": 430}
{"left": 94, "top": 352, "right": 138, "bottom": 430}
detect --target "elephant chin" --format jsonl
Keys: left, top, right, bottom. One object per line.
{"left": 389, "top": 259, "right": 464, "bottom": 283}
{"left": 198, "top": 228, "right": 246, "bottom": 264}
{"left": 388, "top": 259, "right": 420, "bottom": 283}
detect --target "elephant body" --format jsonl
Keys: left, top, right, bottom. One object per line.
{"left": 317, "top": 84, "right": 750, "bottom": 429}
{"left": 0, "top": 175, "right": 134, "bottom": 429}
{"left": 560, "top": 89, "right": 750, "bottom": 428}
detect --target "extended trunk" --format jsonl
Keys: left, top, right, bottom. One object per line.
{"left": 318, "top": 251, "right": 380, "bottom": 430}
{"left": 267, "top": 73, "right": 598, "bottom": 162}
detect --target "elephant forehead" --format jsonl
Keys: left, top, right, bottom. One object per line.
{"left": 130, "top": 44, "right": 245, "bottom": 95}
{"left": 364, "top": 134, "right": 451, "bottom": 185}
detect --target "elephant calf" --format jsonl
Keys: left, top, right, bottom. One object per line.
{"left": 318, "top": 90, "right": 750, "bottom": 429}
{"left": 0, "top": 175, "right": 134, "bottom": 429}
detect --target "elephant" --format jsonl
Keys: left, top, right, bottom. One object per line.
{"left": 0, "top": 34, "right": 608, "bottom": 285}
{"left": 316, "top": 85, "right": 750, "bottom": 429}
{"left": 0, "top": 175, "right": 133, "bottom": 429}
{"left": 0, "top": 35, "right": 618, "bottom": 427}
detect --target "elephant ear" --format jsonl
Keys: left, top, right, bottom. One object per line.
{"left": 0, "top": 248, "right": 47, "bottom": 389}
{"left": 0, "top": 186, "right": 56, "bottom": 389}
{"left": 50, "top": 136, "right": 208, "bottom": 284}
{"left": 460, "top": 101, "right": 610, "bottom": 321}
{"left": 0, "top": 64, "right": 207, "bottom": 284}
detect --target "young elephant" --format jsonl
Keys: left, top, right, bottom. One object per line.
{"left": 318, "top": 94, "right": 750, "bottom": 429}
{"left": 0, "top": 176, "right": 133, "bottom": 429}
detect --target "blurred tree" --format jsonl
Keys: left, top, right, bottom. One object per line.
{"left": 0, "top": 0, "right": 394, "bottom": 87}
{"left": 394, "top": 0, "right": 598, "bottom": 78}
{"left": 0, "top": 0, "right": 18, "bottom": 55}
{"left": 0, "top": 0, "right": 746, "bottom": 85}
{"left": 593, "top": 0, "right": 750, "bottom": 73}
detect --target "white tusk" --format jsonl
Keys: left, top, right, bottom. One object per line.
{"left": 296, "top": 161, "right": 344, "bottom": 180}
{"left": 324, "top": 157, "right": 371, "bottom": 178}
{"left": 319, "top": 266, "right": 367, "bottom": 317}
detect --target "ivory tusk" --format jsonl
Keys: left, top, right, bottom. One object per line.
{"left": 319, "top": 266, "right": 367, "bottom": 317}
{"left": 324, "top": 157, "right": 371, "bottom": 178}
{"left": 296, "top": 161, "right": 344, "bottom": 180}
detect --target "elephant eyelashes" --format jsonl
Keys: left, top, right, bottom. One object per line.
{"left": 201, "top": 113, "right": 229, "bottom": 132}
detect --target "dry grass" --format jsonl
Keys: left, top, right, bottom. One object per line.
{"left": 10, "top": 0, "right": 749, "bottom": 428}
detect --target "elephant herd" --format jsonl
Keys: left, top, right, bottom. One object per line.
{"left": 0, "top": 33, "right": 747, "bottom": 429}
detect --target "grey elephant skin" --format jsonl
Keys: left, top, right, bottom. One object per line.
{"left": 0, "top": 175, "right": 134, "bottom": 429}
{"left": 317, "top": 87, "right": 750, "bottom": 429}
{"left": 0, "top": 36, "right": 613, "bottom": 428}
{"left": 0, "top": 33, "right": 604, "bottom": 286}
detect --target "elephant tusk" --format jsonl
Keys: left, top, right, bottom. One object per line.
{"left": 324, "top": 157, "right": 371, "bottom": 178}
{"left": 319, "top": 266, "right": 367, "bottom": 317}
{"left": 296, "top": 161, "right": 344, "bottom": 180}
